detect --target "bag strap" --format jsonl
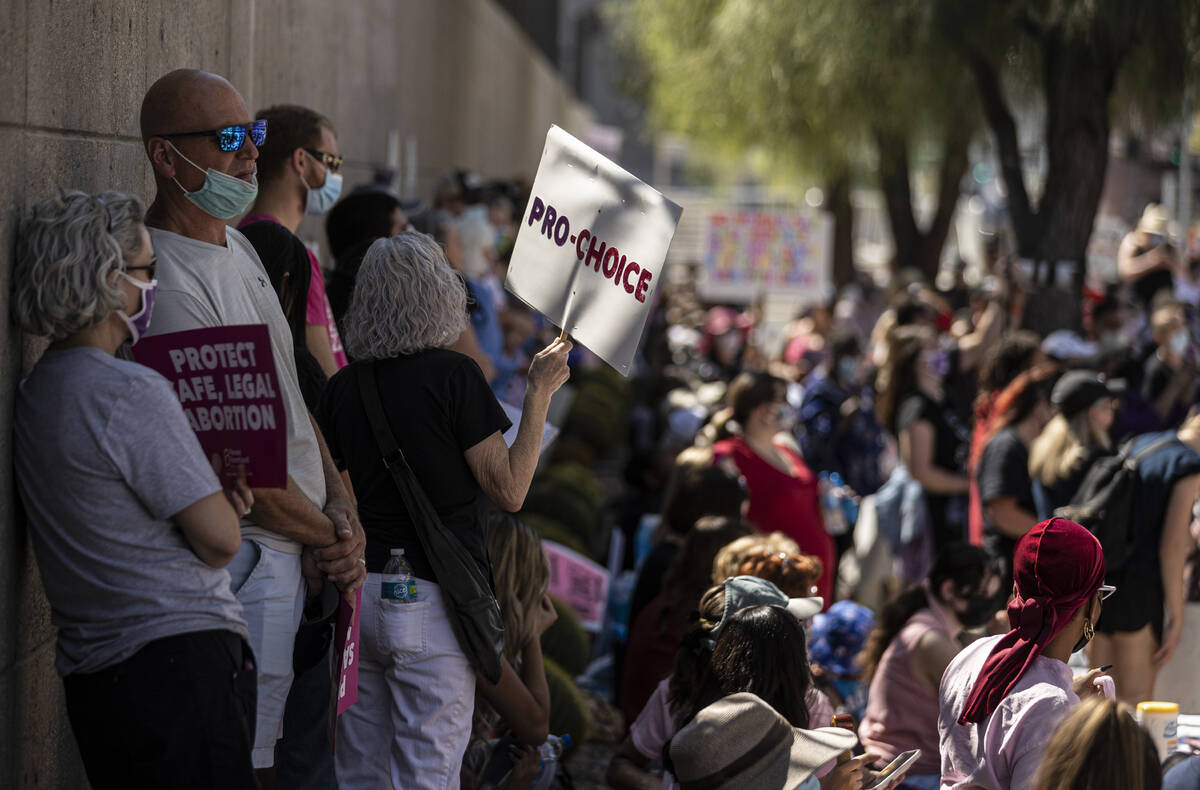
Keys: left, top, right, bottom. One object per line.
{"left": 1125, "top": 435, "right": 1178, "bottom": 469}
{"left": 354, "top": 361, "right": 431, "bottom": 531}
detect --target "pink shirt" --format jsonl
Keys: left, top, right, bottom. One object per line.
{"left": 859, "top": 607, "right": 953, "bottom": 775}
{"left": 938, "top": 635, "right": 1078, "bottom": 790}
{"left": 304, "top": 253, "right": 347, "bottom": 369}
{"left": 238, "top": 214, "right": 347, "bottom": 369}
{"left": 630, "top": 678, "right": 838, "bottom": 790}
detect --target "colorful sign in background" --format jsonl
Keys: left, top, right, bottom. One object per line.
{"left": 703, "top": 210, "right": 833, "bottom": 301}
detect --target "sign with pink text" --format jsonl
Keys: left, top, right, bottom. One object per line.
{"left": 134, "top": 324, "right": 286, "bottom": 488}
{"left": 505, "top": 125, "right": 683, "bottom": 376}
{"left": 543, "top": 539, "right": 611, "bottom": 632}
{"left": 334, "top": 590, "right": 361, "bottom": 716}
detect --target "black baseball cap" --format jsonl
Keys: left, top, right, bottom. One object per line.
{"left": 1051, "top": 370, "right": 1126, "bottom": 417}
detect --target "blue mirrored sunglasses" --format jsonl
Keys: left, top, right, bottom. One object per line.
{"left": 161, "top": 120, "right": 267, "bottom": 152}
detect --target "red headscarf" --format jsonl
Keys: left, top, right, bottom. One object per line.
{"left": 957, "top": 517, "right": 1105, "bottom": 725}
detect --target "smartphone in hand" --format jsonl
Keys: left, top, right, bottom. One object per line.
{"left": 864, "top": 749, "right": 921, "bottom": 790}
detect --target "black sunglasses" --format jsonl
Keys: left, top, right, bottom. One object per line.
{"left": 161, "top": 121, "right": 268, "bottom": 153}
{"left": 304, "top": 148, "right": 344, "bottom": 173}
{"left": 125, "top": 258, "right": 157, "bottom": 278}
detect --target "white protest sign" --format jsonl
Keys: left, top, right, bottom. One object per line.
{"left": 505, "top": 125, "right": 683, "bottom": 376}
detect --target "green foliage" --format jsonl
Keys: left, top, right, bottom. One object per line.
{"left": 550, "top": 437, "right": 598, "bottom": 469}
{"left": 523, "top": 478, "right": 602, "bottom": 540}
{"left": 618, "top": 0, "right": 978, "bottom": 182}
{"left": 521, "top": 513, "right": 589, "bottom": 556}
{"left": 537, "top": 463, "right": 604, "bottom": 510}
{"left": 544, "top": 657, "right": 594, "bottom": 753}
{"left": 562, "top": 388, "right": 626, "bottom": 455}
{"left": 540, "top": 596, "right": 592, "bottom": 677}
{"left": 572, "top": 365, "right": 632, "bottom": 403}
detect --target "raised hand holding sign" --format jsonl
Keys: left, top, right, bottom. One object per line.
{"left": 505, "top": 126, "right": 683, "bottom": 376}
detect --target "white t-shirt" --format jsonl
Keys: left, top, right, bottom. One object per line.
{"left": 144, "top": 226, "right": 326, "bottom": 553}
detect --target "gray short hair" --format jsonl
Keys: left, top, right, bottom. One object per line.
{"left": 342, "top": 232, "right": 469, "bottom": 360}
{"left": 13, "top": 190, "right": 145, "bottom": 340}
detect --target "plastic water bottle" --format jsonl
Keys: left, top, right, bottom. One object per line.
{"left": 830, "top": 472, "right": 860, "bottom": 528}
{"left": 381, "top": 548, "right": 417, "bottom": 602}
{"left": 528, "top": 734, "right": 572, "bottom": 790}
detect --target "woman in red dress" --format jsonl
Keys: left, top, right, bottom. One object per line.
{"left": 712, "top": 373, "right": 835, "bottom": 606}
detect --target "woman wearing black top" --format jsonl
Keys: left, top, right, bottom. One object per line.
{"left": 1088, "top": 412, "right": 1200, "bottom": 705}
{"left": 317, "top": 232, "right": 570, "bottom": 788}
{"left": 974, "top": 370, "right": 1055, "bottom": 571}
{"left": 876, "top": 325, "right": 970, "bottom": 550}
{"left": 1028, "top": 371, "right": 1121, "bottom": 518}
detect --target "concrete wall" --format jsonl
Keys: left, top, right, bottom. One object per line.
{"left": 0, "top": 2, "right": 590, "bottom": 786}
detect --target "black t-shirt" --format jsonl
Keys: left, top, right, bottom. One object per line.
{"left": 1144, "top": 354, "right": 1173, "bottom": 403}
{"left": 942, "top": 347, "right": 977, "bottom": 428}
{"left": 1132, "top": 266, "right": 1175, "bottom": 311}
{"left": 316, "top": 350, "right": 512, "bottom": 580}
{"left": 977, "top": 427, "right": 1036, "bottom": 566}
{"left": 896, "top": 393, "right": 968, "bottom": 546}
{"left": 1035, "top": 446, "right": 1111, "bottom": 518}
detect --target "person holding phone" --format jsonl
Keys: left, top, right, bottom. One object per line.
{"left": 937, "top": 518, "right": 1112, "bottom": 790}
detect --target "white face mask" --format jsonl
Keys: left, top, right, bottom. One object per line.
{"left": 1170, "top": 329, "right": 1190, "bottom": 357}
{"left": 117, "top": 272, "right": 158, "bottom": 344}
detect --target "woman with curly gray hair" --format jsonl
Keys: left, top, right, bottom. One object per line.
{"left": 316, "top": 231, "right": 570, "bottom": 789}
{"left": 12, "top": 190, "right": 257, "bottom": 789}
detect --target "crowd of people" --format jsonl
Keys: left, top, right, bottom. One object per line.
{"left": 8, "top": 66, "right": 1200, "bottom": 790}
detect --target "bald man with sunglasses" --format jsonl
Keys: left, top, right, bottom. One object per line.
{"left": 140, "top": 69, "right": 366, "bottom": 789}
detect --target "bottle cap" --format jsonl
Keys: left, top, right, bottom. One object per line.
{"left": 390, "top": 548, "right": 404, "bottom": 556}
{"left": 1136, "top": 701, "right": 1179, "bottom": 714}
{"left": 561, "top": 733, "right": 573, "bottom": 748}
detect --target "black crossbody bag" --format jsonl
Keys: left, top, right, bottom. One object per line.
{"left": 355, "top": 361, "right": 505, "bottom": 684}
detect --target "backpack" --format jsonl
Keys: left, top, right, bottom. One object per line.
{"left": 1054, "top": 436, "right": 1175, "bottom": 572}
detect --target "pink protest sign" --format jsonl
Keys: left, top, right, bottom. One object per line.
{"left": 134, "top": 324, "right": 286, "bottom": 488}
{"left": 334, "top": 590, "right": 361, "bottom": 716}
{"left": 543, "top": 540, "right": 611, "bottom": 632}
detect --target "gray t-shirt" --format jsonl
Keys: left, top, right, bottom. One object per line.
{"left": 14, "top": 347, "right": 248, "bottom": 675}
{"left": 144, "top": 226, "right": 327, "bottom": 553}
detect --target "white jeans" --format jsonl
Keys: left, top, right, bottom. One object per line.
{"left": 225, "top": 539, "right": 306, "bottom": 769}
{"left": 336, "top": 576, "right": 476, "bottom": 790}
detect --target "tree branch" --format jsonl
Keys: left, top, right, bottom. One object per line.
{"left": 965, "top": 49, "right": 1037, "bottom": 253}
{"left": 874, "top": 127, "right": 920, "bottom": 272}
{"left": 1017, "top": 11, "right": 1047, "bottom": 41}
{"left": 921, "top": 120, "right": 972, "bottom": 266}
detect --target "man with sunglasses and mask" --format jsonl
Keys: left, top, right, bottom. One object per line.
{"left": 240, "top": 104, "right": 347, "bottom": 377}
{"left": 139, "top": 69, "right": 366, "bottom": 789}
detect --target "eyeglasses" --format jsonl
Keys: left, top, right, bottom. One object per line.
{"left": 161, "top": 121, "right": 268, "bottom": 153}
{"left": 305, "top": 148, "right": 344, "bottom": 173}
{"left": 1098, "top": 584, "right": 1116, "bottom": 601}
{"left": 124, "top": 258, "right": 157, "bottom": 278}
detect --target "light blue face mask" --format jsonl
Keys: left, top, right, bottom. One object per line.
{"left": 1170, "top": 329, "right": 1190, "bottom": 357}
{"left": 168, "top": 141, "right": 259, "bottom": 219}
{"left": 836, "top": 356, "right": 860, "bottom": 384}
{"left": 304, "top": 151, "right": 343, "bottom": 215}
